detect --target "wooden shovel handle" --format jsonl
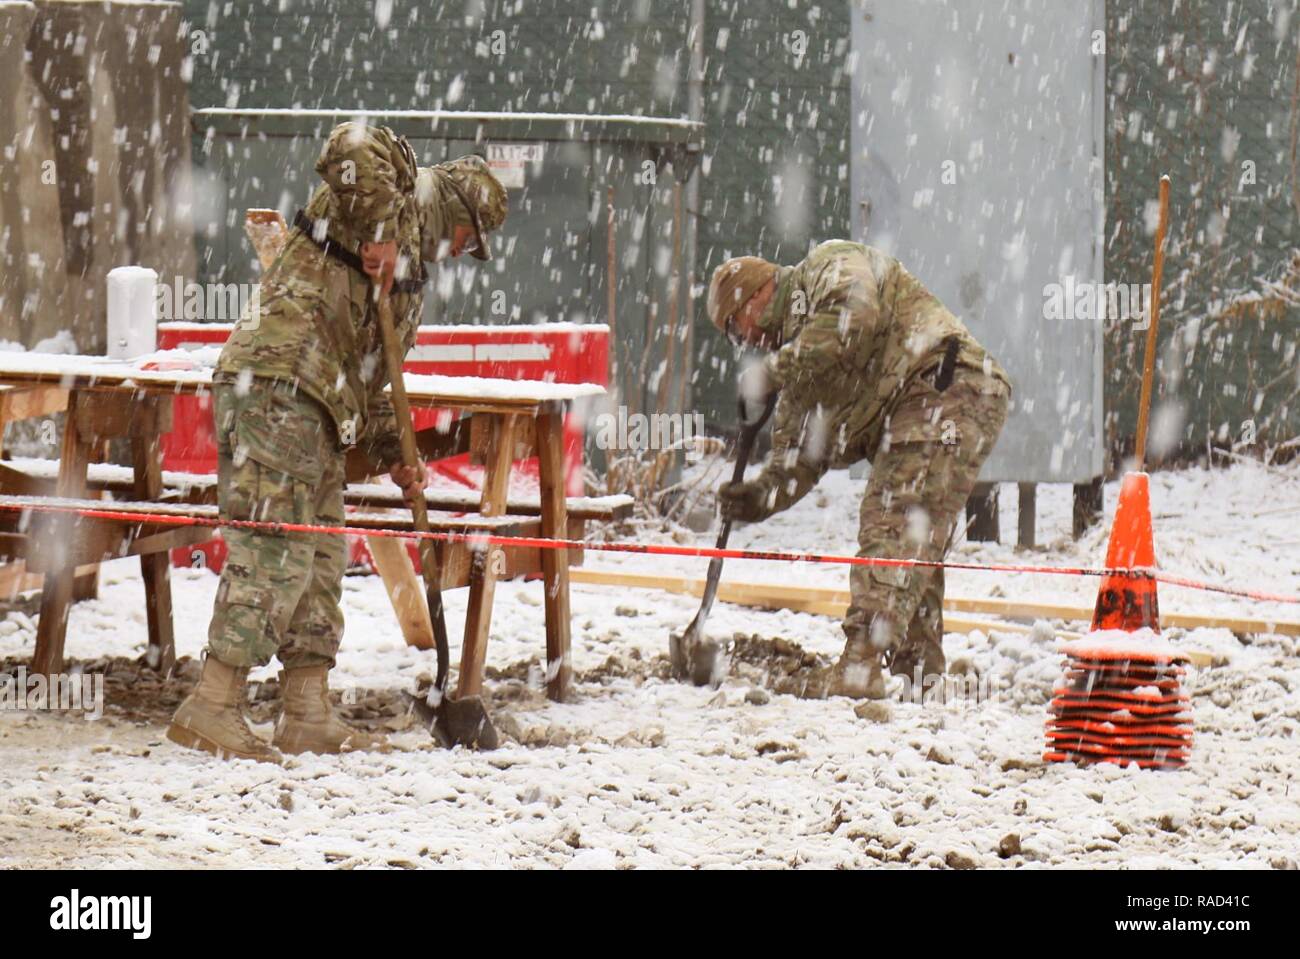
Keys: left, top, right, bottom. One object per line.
{"left": 371, "top": 287, "right": 451, "bottom": 688}
{"left": 1134, "top": 175, "right": 1170, "bottom": 470}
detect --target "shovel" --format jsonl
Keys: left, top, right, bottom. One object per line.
{"left": 371, "top": 283, "right": 499, "bottom": 750}
{"left": 670, "top": 390, "right": 778, "bottom": 686}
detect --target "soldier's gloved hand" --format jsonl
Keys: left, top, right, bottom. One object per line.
{"left": 718, "top": 479, "right": 771, "bottom": 523}
{"left": 390, "top": 461, "right": 427, "bottom": 504}
{"left": 361, "top": 240, "right": 398, "bottom": 295}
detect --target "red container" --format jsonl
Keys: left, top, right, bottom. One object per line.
{"left": 158, "top": 322, "right": 608, "bottom": 572}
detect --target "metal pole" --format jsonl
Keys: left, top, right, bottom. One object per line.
{"left": 679, "top": 0, "right": 706, "bottom": 418}
{"left": 657, "top": 180, "right": 684, "bottom": 415}
{"left": 606, "top": 184, "right": 618, "bottom": 390}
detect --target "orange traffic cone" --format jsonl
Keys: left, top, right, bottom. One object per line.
{"left": 1044, "top": 471, "right": 1193, "bottom": 770}
{"left": 1042, "top": 639, "right": 1193, "bottom": 769}
{"left": 1091, "top": 471, "right": 1160, "bottom": 632}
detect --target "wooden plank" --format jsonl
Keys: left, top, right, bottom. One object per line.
{"left": 26, "top": 520, "right": 125, "bottom": 570}
{"left": 944, "top": 596, "right": 1097, "bottom": 621}
{"left": 966, "top": 482, "right": 999, "bottom": 542}
{"left": 1073, "top": 477, "right": 1104, "bottom": 538}
{"left": 457, "top": 413, "right": 517, "bottom": 698}
{"left": 76, "top": 391, "right": 143, "bottom": 439}
{"left": 131, "top": 396, "right": 176, "bottom": 674}
{"left": 0, "top": 386, "right": 68, "bottom": 424}
{"left": 438, "top": 541, "right": 472, "bottom": 590}
{"left": 32, "top": 394, "right": 91, "bottom": 677}
{"left": 571, "top": 567, "right": 840, "bottom": 607}
{"left": 0, "top": 560, "right": 99, "bottom": 600}
{"left": 944, "top": 596, "right": 1299, "bottom": 639}
{"left": 125, "top": 525, "right": 213, "bottom": 558}
{"left": 565, "top": 515, "right": 586, "bottom": 566}
{"left": 0, "top": 560, "right": 42, "bottom": 600}
{"left": 459, "top": 547, "right": 505, "bottom": 697}
{"left": 367, "top": 533, "right": 434, "bottom": 650}
{"left": 1017, "top": 482, "right": 1036, "bottom": 549}
{"left": 25, "top": 517, "right": 199, "bottom": 568}
{"left": 0, "top": 533, "right": 29, "bottom": 561}
{"left": 536, "top": 409, "right": 572, "bottom": 702}
{"left": 0, "top": 463, "right": 57, "bottom": 497}
{"left": 568, "top": 567, "right": 1268, "bottom": 653}
{"left": 477, "top": 413, "right": 518, "bottom": 518}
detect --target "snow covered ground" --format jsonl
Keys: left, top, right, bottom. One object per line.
{"left": 1, "top": 459, "right": 1297, "bottom": 869}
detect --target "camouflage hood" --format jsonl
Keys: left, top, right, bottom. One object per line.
{"left": 312, "top": 122, "right": 418, "bottom": 243}
{"left": 429, "top": 155, "right": 508, "bottom": 260}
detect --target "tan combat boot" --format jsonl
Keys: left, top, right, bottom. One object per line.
{"left": 273, "top": 665, "right": 383, "bottom": 755}
{"left": 889, "top": 635, "right": 946, "bottom": 682}
{"left": 167, "top": 655, "right": 281, "bottom": 763}
{"left": 776, "top": 635, "right": 888, "bottom": 700}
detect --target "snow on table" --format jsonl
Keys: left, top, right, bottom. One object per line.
{"left": 397, "top": 372, "right": 603, "bottom": 404}
{"left": 159, "top": 321, "right": 611, "bottom": 335}
{"left": 0, "top": 347, "right": 219, "bottom": 389}
{"left": 0, "top": 494, "right": 539, "bottom": 532}
{"left": 346, "top": 480, "right": 632, "bottom": 515}
{"left": 0, "top": 348, "right": 605, "bottom": 405}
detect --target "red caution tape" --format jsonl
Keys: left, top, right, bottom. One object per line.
{"left": 0, "top": 499, "right": 1296, "bottom": 606}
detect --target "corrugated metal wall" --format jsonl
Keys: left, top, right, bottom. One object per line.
{"left": 1104, "top": 0, "right": 1299, "bottom": 461}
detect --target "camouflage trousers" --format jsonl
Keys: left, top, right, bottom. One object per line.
{"left": 206, "top": 376, "right": 347, "bottom": 670}
{"left": 843, "top": 369, "right": 1010, "bottom": 666}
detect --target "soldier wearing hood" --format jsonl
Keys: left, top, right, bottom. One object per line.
{"left": 707, "top": 241, "right": 1011, "bottom": 700}
{"left": 168, "top": 121, "right": 508, "bottom": 761}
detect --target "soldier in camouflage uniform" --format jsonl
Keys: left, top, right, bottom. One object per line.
{"left": 707, "top": 242, "right": 1011, "bottom": 700}
{"left": 168, "top": 121, "right": 508, "bottom": 761}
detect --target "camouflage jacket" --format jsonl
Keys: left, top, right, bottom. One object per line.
{"left": 214, "top": 122, "right": 470, "bottom": 471}
{"left": 753, "top": 240, "right": 1011, "bottom": 510}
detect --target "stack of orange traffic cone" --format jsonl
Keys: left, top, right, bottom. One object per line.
{"left": 1043, "top": 472, "right": 1193, "bottom": 769}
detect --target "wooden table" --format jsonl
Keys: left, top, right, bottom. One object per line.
{"left": 0, "top": 357, "right": 602, "bottom": 703}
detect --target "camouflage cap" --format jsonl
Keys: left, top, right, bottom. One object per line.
{"left": 434, "top": 155, "right": 509, "bottom": 260}
{"left": 706, "top": 256, "right": 779, "bottom": 335}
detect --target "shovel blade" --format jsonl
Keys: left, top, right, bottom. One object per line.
{"left": 433, "top": 695, "right": 500, "bottom": 751}
{"left": 406, "top": 689, "right": 500, "bottom": 751}
{"left": 670, "top": 554, "right": 730, "bottom": 685}
{"left": 670, "top": 623, "right": 731, "bottom": 688}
